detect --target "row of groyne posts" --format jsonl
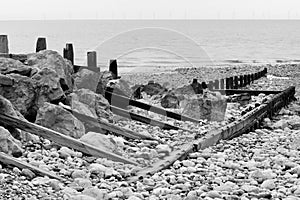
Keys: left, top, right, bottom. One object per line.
{"left": 0, "top": 35, "right": 267, "bottom": 89}
{"left": 0, "top": 35, "right": 118, "bottom": 78}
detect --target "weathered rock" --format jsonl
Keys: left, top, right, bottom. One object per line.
{"left": 74, "top": 69, "right": 99, "bottom": 92}
{"left": 0, "top": 74, "right": 36, "bottom": 117}
{"left": 0, "top": 57, "right": 32, "bottom": 76}
{"left": 80, "top": 132, "right": 117, "bottom": 153}
{"left": 35, "top": 102, "right": 85, "bottom": 138}
{"left": 82, "top": 187, "right": 108, "bottom": 200}
{"left": 96, "top": 71, "right": 114, "bottom": 96}
{"left": 261, "top": 179, "right": 276, "bottom": 190}
{"left": 161, "top": 93, "right": 179, "bottom": 108}
{"left": 0, "top": 74, "right": 14, "bottom": 86}
{"left": 71, "top": 169, "right": 88, "bottom": 179}
{"left": 142, "top": 81, "right": 167, "bottom": 96}
{"left": 69, "top": 89, "right": 113, "bottom": 122}
{"left": 107, "top": 79, "right": 133, "bottom": 97}
{"left": 0, "top": 126, "right": 23, "bottom": 157}
{"left": 181, "top": 91, "right": 227, "bottom": 121}
{"left": 27, "top": 50, "right": 74, "bottom": 93}
{"left": 21, "top": 168, "right": 35, "bottom": 179}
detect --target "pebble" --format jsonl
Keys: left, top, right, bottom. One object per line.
{"left": 21, "top": 169, "right": 35, "bottom": 179}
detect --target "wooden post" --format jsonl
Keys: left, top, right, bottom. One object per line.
{"left": 208, "top": 81, "right": 214, "bottom": 90}
{"left": 220, "top": 79, "right": 224, "bottom": 89}
{"left": 264, "top": 68, "right": 267, "bottom": 76}
{"left": 214, "top": 80, "right": 219, "bottom": 89}
{"left": 63, "top": 43, "right": 74, "bottom": 65}
{"left": 229, "top": 77, "right": 234, "bottom": 89}
{"left": 244, "top": 75, "right": 248, "bottom": 86}
{"left": 247, "top": 74, "right": 251, "bottom": 85}
{"left": 87, "top": 51, "right": 97, "bottom": 70}
{"left": 234, "top": 76, "right": 239, "bottom": 89}
{"left": 251, "top": 74, "right": 254, "bottom": 83}
{"left": 239, "top": 75, "right": 244, "bottom": 88}
{"left": 226, "top": 78, "right": 230, "bottom": 89}
{"left": 0, "top": 35, "right": 9, "bottom": 53}
{"left": 109, "top": 59, "right": 118, "bottom": 79}
{"left": 36, "top": 37, "right": 47, "bottom": 52}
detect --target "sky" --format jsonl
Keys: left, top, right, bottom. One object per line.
{"left": 1, "top": 0, "right": 300, "bottom": 20}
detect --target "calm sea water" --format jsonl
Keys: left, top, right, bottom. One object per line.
{"left": 1, "top": 20, "right": 300, "bottom": 71}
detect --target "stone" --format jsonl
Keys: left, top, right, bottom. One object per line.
{"left": 140, "top": 81, "right": 167, "bottom": 96}
{"left": 71, "top": 169, "right": 88, "bottom": 179}
{"left": 35, "top": 102, "right": 85, "bottom": 139}
{"left": 215, "top": 181, "right": 238, "bottom": 192}
{"left": 182, "top": 160, "right": 195, "bottom": 167}
{"left": 88, "top": 163, "right": 108, "bottom": 174}
{"left": 96, "top": 71, "right": 114, "bottom": 96}
{"left": 272, "top": 119, "right": 289, "bottom": 129}
{"left": 261, "top": 179, "right": 276, "bottom": 190}
{"left": 0, "top": 74, "right": 14, "bottom": 86}
{"left": 241, "top": 184, "right": 259, "bottom": 193}
{"left": 82, "top": 187, "right": 108, "bottom": 200}
{"left": 27, "top": 50, "right": 74, "bottom": 93}
{"left": 206, "top": 190, "right": 222, "bottom": 199}
{"left": 0, "top": 126, "right": 23, "bottom": 157}
{"left": 74, "top": 69, "right": 99, "bottom": 92}
{"left": 73, "top": 178, "right": 93, "bottom": 189}
{"left": 181, "top": 91, "right": 227, "bottom": 121}
{"left": 156, "top": 144, "right": 171, "bottom": 155}
{"left": 69, "top": 89, "right": 113, "bottom": 122}
{"left": 106, "top": 79, "right": 133, "bottom": 97}
{"left": 67, "top": 195, "right": 96, "bottom": 200}
{"left": 31, "top": 176, "right": 51, "bottom": 185}
{"left": 249, "top": 169, "right": 276, "bottom": 182}
{"left": 80, "top": 132, "right": 117, "bottom": 153}
{"left": 58, "top": 147, "right": 76, "bottom": 158}
{"left": 288, "top": 116, "right": 300, "bottom": 130}
{"left": 128, "top": 196, "right": 142, "bottom": 200}
{"left": 161, "top": 93, "right": 179, "bottom": 108}
{"left": 21, "top": 168, "right": 35, "bottom": 179}
{"left": 49, "top": 179, "right": 62, "bottom": 191}
{"left": 0, "top": 57, "right": 32, "bottom": 76}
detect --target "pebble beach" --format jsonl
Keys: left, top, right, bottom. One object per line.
{"left": 0, "top": 62, "right": 300, "bottom": 200}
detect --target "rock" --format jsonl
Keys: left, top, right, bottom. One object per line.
{"left": 0, "top": 74, "right": 36, "bottom": 117}
{"left": 182, "top": 160, "right": 195, "bottom": 167}
{"left": 0, "top": 57, "right": 32, "bottom": 76}
{"left": 35, "top": 102, "right": 85, "bottom": 139}
{"left": 88, "top": 163, "right": 108, "bottom": 175}
{"left": 67, "top": 194, "right": 96, "bottom": 200}
{"left": 152, "top": 187, "right": 171, "bottom": 196}
{"left": 80, "top": 132, "right": 117, "bottom": 153}
{"left": 106, "top": 79, "right": 133, "bottom": 97}
{"left": 215, "top": 181, "right": 238, "bottom": 192}
{"left": 156, "top": 144, "right": 171, "bottom": 155}
{"left": 272, "top": 119, "right": 289, "bottom": 129}
{"left": 181, "top": 91, "right": 227, "bottom": 121}
{"left": 73, "top": 178, "right": 93, "bottom": 189}
{"left": 49, "top": 179, "right": 62, "bottom": 191}
{"left": 261, "top": 179, "right": 276, "bottom": 190}
{"left": 74, "top": 69, "right": 99, "bottom": 92}
{"left": 128, "top": 196, "right": 142, "bottom": 200}
{"left": 161, "top": 93, "right": 179, "bottom": 108}
{"left": 69, "top": 89, "right": 113, "bottom": 122}
{"left": 288, "top": 116, "right": 300, "bottom": 130}
{"left": 27, "top": 50, "right": 74, "bottom": 93}
{"left": 206, "top": 190, "right": 222, "bottom": 199}
{"left": 249, "top": 169, "right": 276, "bottom": 182}
{"left": 96, "top": 71, "right": 114, "bottom": 96}
{"left": 0, "top": 74, "right": 13, "bottom": 86}
{"left": 136, "top": 81, "right": 167, "bottom": 96}
{"left": 21, "top": 168, "right": 35, "bottom": 179}
{"left": 228, "top": 93, "right": 251, "bottom": 105}
{"left": 31, "top": 177, "right": 51, "bottom": 185}
{"left": 58, "top": 146, "right": 76, "bottom": 158}
{"left": 31, "top": 67, "right": 66, "bottom": 108}
{"left": 241, "top": 184, "right": 259, "bottom": 193}
{"left": 0, "top": 126, "right": 23, "bottom": 157}
{"left": 71, "top": 170, "right": 88, "bottom": 179}
{"left": 82, "top": 187, "right": 107, "bottom": 199}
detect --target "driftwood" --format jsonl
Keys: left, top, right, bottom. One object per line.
{"left": 0, "top": 152, "right": 63, "bottom": 181}
{"left": 0, "top": 113, "right": 138, "bottom": 165}
{"left": 106, "top": 91, "right": 200, "bottom": 123}
{"left": 58, "top": 103, "right": 157, "bottom": 141}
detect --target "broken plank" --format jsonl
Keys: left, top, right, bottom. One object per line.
{"left": 58, "top": 103, "right": 157, "bottom": 141}
{"left": 0, "top": 113, "right": 138, "bottom": 165}
{"left": 0, "top": 152, "right": 63, "bottom": 181}
{"left": 106, "top": 91, "right": 200, "bottom": 123}
{"left": 110, "top": 105, "right": 192, "bottom": 132}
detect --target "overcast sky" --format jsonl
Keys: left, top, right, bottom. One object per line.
{"left": 1, "top": 0, "right": 300, "bottom": 20}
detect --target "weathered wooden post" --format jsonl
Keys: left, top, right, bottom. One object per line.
{"left": 87, "top": 51, "right": 97, "bottom": 70}
{"left": 36, "top": 37, "right": 47, "bottom": 52}
{"left": 247, "top": 74, "right": 251, "bottom": 85}
{"left": 226, "top": 78, "right": 230, "bottom": 89}
{"left": 234, "top": 76, "right": 239, "bottom": 89}
{"left": 208, "top": 81, "right": 214, "bottom": 90}
{"left": 239, "top": 75, "right": 244, "bottom": 88}
{"left": 109, "top": 59, "right": 118, "bottom": 79}
{"left": 251, "top": 74, "right": 254, "bottom": 83}
{"left": 264, "top": 68, "right": 267, "bottom": 76}
{"left": 0, "top": 35, "right": 9, "bottom": 53}
{"left": 229, "top": 77, "right": 234, "bottom": 89}
{"left": 220, "top": 79, "right": 224, "bottom": 89}
{"left": 63, "top": 43, "right": 74, "bottom": 65}
{"left": 214, "top": 80, "right": 219, "bottom": 89}
{"left": 244, "top": 74, "right": 248, "bottom": 86}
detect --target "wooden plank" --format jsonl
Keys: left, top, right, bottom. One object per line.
{"left": 109, "top": 59, "right": 118, "bottom": 79}
{"left": 0, "top": 152, "right": 63, "bottom": 181}
{"left": 58, "top": 103, "right": 157, "bottom": 141}
{"left": 0, "top": 113, "right": 138, "bottom": 165}
{"left": 110, "top": 105, "right": 192, "bottom": 132}
{"left": 106, "top": 91, "right": 200, "bottom": 123}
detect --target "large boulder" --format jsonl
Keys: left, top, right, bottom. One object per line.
{"left": 35, "top": 102, "right": 85, "bottom": 139}
{"left": 0, "top": 126, "right": 23, "bottom": 157}
{"left": 80, "top": 132, "right": 117, "bottom": 153}
{"left": 181, "top": 91, "right": 227, "bottom": 121}
{"left": 69, "top": 89, "right": 113, "bottom": 122}
{"left": 27, "top": 50, "right": 74, "bottom": 93}
{"left": 0, "top": 74, "right": 36, "bottom": 118}
{"left": 31, "top": 67, "right": 66, "bottom": 108}
{"left": 141, "top": 81, "right": 167, "bottom": 96}
{"left": 73, "top": 69, "right": 99, "bottom": 91}
{"left": 0, "top": 95, "right": 38, "bottom": 142}
{"left": 0, "top": 58, "right": 32, "bottom": 76}
{"left": 161, "top": 93, "right": 179, "bottom": 108}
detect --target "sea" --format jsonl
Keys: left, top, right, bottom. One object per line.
{"left": 1, "top": 20, "right": 300, "bottom": 73}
